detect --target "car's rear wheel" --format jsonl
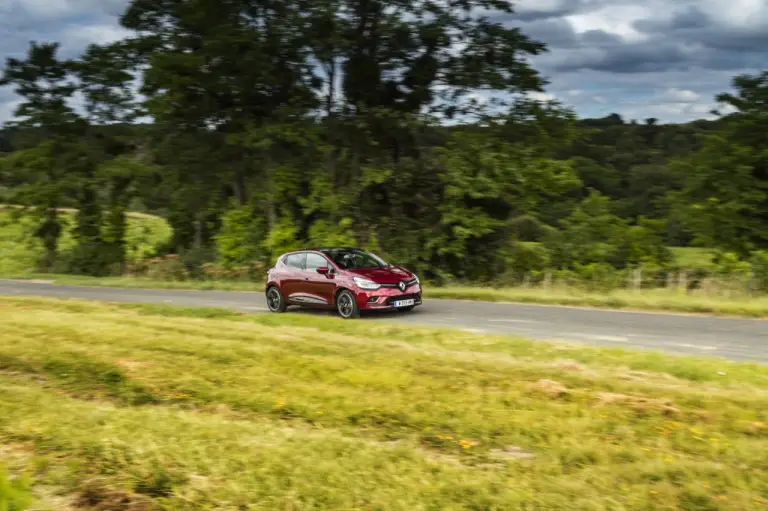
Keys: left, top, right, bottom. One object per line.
{"left": 266, "top": 286, "right": 287, "bottom": 313}
{"left": 336, "top": 290, "right": 360, "bottom": 319}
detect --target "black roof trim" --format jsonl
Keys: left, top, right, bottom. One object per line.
{"left": 303, "top": 247, "right": 364, "bottom": 252}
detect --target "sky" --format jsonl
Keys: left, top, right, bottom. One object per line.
{"left": 0, "top": 0, "right": 766, "bottom": 124}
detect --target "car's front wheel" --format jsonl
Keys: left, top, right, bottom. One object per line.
{"left": 266, "top": 286, "right": 287, "bottom": 313}
{"left": 336, "top": 290, "right": 360, "bottom": 319}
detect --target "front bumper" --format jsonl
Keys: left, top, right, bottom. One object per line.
{"left": 356, "top": 285, "right": 423, "bottom": 310}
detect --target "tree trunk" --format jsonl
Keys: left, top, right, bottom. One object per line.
{"left": 234, "top": 167, "right": 249, "bottom": 205}
{"left": 36, "top": 207, "right": 61, "bottom": 273}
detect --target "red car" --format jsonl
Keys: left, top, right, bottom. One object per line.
{"left": 265, "top": 247, "right": 422, "bottom": 318}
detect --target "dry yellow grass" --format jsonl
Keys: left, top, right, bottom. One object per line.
{"left": 0, "top": 297, "right": 767, "bottom": 510}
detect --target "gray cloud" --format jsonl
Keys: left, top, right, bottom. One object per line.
{"left": 505, "top": 0, "right": 768, "bottom": 121}
{"left": 1, "top": 0, "right": 766, "bottom": 124}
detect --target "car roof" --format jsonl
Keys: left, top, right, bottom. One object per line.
{"left": 281, "top": 247, "right": 364, "bottom": 256}
{"left": 286, "top": 247, "right": 363, "bottom": 253}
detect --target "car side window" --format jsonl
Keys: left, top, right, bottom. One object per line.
{"left": 284, "top": 253, "right": 306, "bottom": 269}
{"left": 305, "top": 253, "right": 330, "bottom": 271}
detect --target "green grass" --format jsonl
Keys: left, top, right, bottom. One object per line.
{"left": 0, "top": 297, "right": 767, "bottom": 510}
{"left": 0, "top": 463, "right": 32, "bottom": 511}
{"left": 425, "top": 287, "right": 768, "bottom": 318}
{"left": 0, "top": 206, "right": 172, "bottom": 274}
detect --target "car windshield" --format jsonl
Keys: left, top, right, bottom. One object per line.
{"left": 321, "top": 249, "right": 388, "bottom": 269}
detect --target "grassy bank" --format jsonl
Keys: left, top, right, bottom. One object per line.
{"left": 3, "top": 272, "right": 768, "bottom": 318}
{"left": 1, "top": 297, "right": 767, "bottom": 509}
{"left": 0, "top": 207, "right": 172, "bottom": 274}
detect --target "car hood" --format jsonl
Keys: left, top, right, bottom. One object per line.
{"left": 345, "top": 266, "right": 414, "bottom": 284}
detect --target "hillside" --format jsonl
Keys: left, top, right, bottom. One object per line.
{"left": 0, "top": 206, "right": 171, "bottom": 274}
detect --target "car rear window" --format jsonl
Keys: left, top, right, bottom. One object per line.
{"left": 284, "top": 253, "right": 306, "bottom": 269}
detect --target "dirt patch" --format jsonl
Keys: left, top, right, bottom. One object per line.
{"left": 115, "top": 360, "right": 152, "bottom": 371}
{"left": 489, "top": 446, "right": 536, "bottom": 461}
{"left": 594, "top": 392, "right": 679, "bottom": 416}
{"left": 74, "top": 482, "right": 157, "bottom": 511}
{"left": 553, "top": 360, "right": 587, "bottom": 372}
{"left": 527, "top": 379, "right": 570, "bottom": 398}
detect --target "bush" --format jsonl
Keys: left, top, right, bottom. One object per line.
{"left": 126, "top": 255, "right": 189, "bottom": 281}
{"left": 749, "top": 251, "right": 768, "bottom": 292}
{"left": 262, "top": 214, "right": 302, "bottom": 264}
{"left": 200, "top": 261, "right": 265, "bottom": 281}
{"left": 500, "top": 241, "right": 551, "bottom": 284}
{"left": 307, "top": 218, "right": 356, "bottom": 248}
{"left": 572, "top": 262, "right": 625, "bottom": 291}
{"left": 215, "top": 203, "right": 266, "bottom": 268}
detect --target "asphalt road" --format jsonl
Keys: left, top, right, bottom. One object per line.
{"left": 1, "top": 279, "right": 766, "bottom": 363}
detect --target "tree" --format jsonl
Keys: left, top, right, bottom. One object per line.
{"left": 427, "top": 130, "right": 580, "bottom": 280}
{"left": 73, "top": 42, "right": 149, "bottom": 272}
{"left": 675, "top": 72, "right": 768, "bottom": 255}
{"left": 0, "top": 42, "right": 82, "bottom": 271}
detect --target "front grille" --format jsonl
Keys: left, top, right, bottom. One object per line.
{"left": 380, "top": 278, "right": 418, "bottom": 289}
{"left": 384, "top": 293, "right": 421, "bottom": 305}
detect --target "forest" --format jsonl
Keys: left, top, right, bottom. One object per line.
{"left": 0, "top": 0, "right": 766, "bottom": 293}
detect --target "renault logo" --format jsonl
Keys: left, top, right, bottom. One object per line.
{"left": 398, "top": 281, "right": 406, "bottom": 291}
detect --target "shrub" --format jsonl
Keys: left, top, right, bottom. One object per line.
{"left": 130, "top": 255, "right": 189, "bottom": 281}
{"left": 215, "top": 203, "right": 266, "bottom": 268}
{"left": 748, "top": 251, "right": 768, "bottom": 293}
{"left": 500, "top": 241, "right": 551, "bottom": 284}
{"left": 262, "top": 214, "right": 302, "bottom": 264}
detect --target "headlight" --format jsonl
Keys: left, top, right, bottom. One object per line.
{"left": 354, "top": 277, "right": 381, "bottom": 290}
{"left": 414, "top": 275, "right": 420, "bottom": 284}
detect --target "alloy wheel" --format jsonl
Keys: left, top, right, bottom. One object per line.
{"left": 337, "top": 292, "right": 355, "bottom": 318}
{"left": 267, "top": 287, "right": 282, "bottom": 311}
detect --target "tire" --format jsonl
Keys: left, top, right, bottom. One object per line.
{"left": 266, "top": 286, "right": 287, "bottom": 313}
{"left": 336, "top": 289, "right": 360, "bottom": 319}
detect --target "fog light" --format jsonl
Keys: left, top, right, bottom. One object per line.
{"left": 367, "top": 296, "right": 379, "bottom": 303}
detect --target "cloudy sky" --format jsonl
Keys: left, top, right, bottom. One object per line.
{"left": 1, "top": 0, "right": 767, "bottom": 124}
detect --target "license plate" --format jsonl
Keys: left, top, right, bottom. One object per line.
{"left": 394, "top": 299, "right": 415, "bottom": 307}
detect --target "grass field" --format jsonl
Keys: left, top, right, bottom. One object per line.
{"left": 0, "top": 297, "right": 767, "bottom": 510}
{"left": 0, "top": 207, "right": 172, "bottom": 274}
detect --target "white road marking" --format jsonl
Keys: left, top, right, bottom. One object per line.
{"left": 573, "top": 334, "right": 630, "bottom": 342}
{"left": 670, "top": 343, "right": 718, "bottom": 351}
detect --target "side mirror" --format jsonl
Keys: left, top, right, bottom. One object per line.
{"left": 316, "top": 266, "right": 330, "bottom": 275}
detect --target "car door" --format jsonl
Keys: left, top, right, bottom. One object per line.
{"left": 281, "top": 252, "right": 307, "bottom": 302}
{"left": 304, "top": 252, "right": 336, "bottom": 305}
